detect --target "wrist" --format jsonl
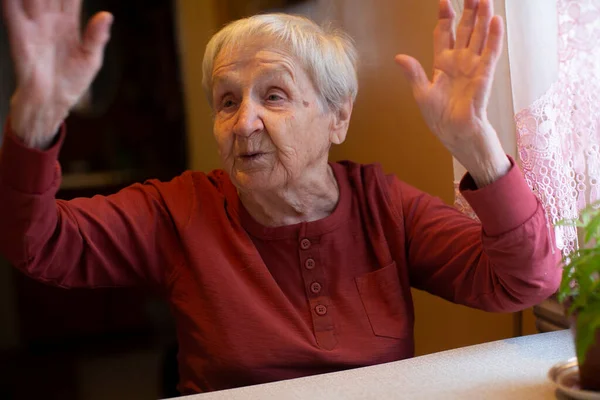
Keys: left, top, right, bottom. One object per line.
{"left": 464, "top": 148, "right": 511, "bottom": 188}
{"left": 453, "top": 121, "right": 511, "bottom": 188}
{"left": 9, "top": 92, "right": 69, "bottom": 150}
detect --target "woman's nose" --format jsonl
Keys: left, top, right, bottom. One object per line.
{"left": 232, "top": 100, "right": 264, "bottom": 137}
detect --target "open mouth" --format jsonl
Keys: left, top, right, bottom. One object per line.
{"left": 238, "top": 152, "right": 266, "bottom": 161}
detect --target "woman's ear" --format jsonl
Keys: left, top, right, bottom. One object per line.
{"left": 330, "top": 97, "right": 353, "bottom": 145}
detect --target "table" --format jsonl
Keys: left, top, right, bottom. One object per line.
{"left": 181, "top": 330, "right": 575, "bottom": 399}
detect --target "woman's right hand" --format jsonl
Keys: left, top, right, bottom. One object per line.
{"left": 3, "top": 0, "right": 113, "bottom": 149}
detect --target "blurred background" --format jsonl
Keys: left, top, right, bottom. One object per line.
{"left": 0, "top": 0, "right": 541, "bottom": 399}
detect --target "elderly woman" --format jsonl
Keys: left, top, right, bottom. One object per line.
{"left": 0, "top": 0, "right": 559, "bottom": 395}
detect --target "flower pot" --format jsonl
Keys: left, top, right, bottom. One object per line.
{"left": 568, "top": 311, "right": 600, "bottom": 392}
{"left": 577, "top": 326, "right": 600, "bottom": 391}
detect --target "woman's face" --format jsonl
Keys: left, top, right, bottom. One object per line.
{"left": 211, "top": 41, "right": 348, "bottom": 192}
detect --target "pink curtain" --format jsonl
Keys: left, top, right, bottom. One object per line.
{"left": 516, "top": 0, "right": 600, "bottom": 255}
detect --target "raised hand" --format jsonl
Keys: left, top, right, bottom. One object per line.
{"left": 395, "top": 0, "right": 510, "bottom": 186}
{"left": 2, "top": 0, "right": 113, "bottom": 149}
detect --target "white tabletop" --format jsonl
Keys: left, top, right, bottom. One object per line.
{"left": 180, "top": 330, "right": 574, "bottom": 400}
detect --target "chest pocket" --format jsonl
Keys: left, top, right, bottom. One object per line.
{"left": 355, "top": 261, "right": 409, "bottom": 339}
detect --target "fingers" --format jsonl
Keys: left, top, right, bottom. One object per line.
{"left": 480, "top": 16, "right": 504, "bottom": 74}
{"left": 61, "top": 0, "right": 81, "bottom": 15}
{"left": 468, "top": 0, "right": 493, "bottom": 54}
{"left": 2, "top": 0, "right": 26, "bottom": 25}
{"left": 81, "top": 11, "right": 113, "bottom": 56}
{"left": 455, "top": 0, "right": 478, "bottom": 49}
{"left": 433, "top": 0, "right": 456, "bottom": 56}
{"left": 3, "top": 0, "right": 79, "bottom": 24}
{"left": 15, "top": 0, "right": 51, "bottom": 18}
{"left": 394, "top": 54, "right": 429, "bottom": 92}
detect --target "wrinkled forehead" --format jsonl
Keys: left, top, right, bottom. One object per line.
{"left": 208, "top": 34, "right": 325, "bottom": 109}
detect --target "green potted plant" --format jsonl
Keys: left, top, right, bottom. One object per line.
{"left": 558, "top": 203, "right": 600, "bottom": 391}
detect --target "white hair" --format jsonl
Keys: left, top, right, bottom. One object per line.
{"left": 202, "top": 13, "right": 359, "bottom": 113}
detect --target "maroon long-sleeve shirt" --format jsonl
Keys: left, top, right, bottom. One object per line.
{"left": 0, "top": 124, "right": 561, "bottom": 394}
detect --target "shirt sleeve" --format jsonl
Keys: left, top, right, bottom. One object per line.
{"left": 0, "top": 121, "right": 185, "bottom": 289}
{"left": 389, "top": 157, "right": 562, "bottom": 312}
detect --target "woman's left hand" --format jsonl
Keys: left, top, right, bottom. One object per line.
{"left": 395, "top": 0, "right": 510, "bottom": 187}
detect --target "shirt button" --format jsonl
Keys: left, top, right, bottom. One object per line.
{"left": 315, "top": 304, "right": 327, "bottom": 316}
{"left": 310, "top": 282, "right": 322, "bottom": 294}
{"left": 305, "top": 258, "right": 315, "bottom": 269}
{"left": 300, "top": 238, "right": 311, "bottom": 250}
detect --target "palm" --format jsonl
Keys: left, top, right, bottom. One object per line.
{"left": 396, "top": 0, "right": 503, "bottom": 154}
{"left": 424, "top": 50, "right": 492, "bottom": 146}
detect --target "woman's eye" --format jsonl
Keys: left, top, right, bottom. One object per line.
{"left": 267, "top": 94, "right": 283, "bottom": 102}
{"left": 222, "top": 99, "right": 235, "bottom": 108}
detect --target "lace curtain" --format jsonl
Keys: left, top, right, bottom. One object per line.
{"left": 516, "top": 0, "right": 600, "bottom": 255}
{"left": 451, "top": 0, "right": 600, "bottom": 259}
